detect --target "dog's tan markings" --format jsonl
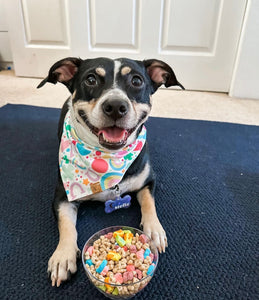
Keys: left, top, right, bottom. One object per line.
{"left": 72, "top": 90, "right": 77, "bottom": 100}
{"left": 121, "top": 66, "right": 131, "bottom": 76}
{"left": 96, "top": 67, "right": 106, "bottom": 77}
{"left": 137, "top": 186, "right": 168, "bottom": 253}
{"left": 76, "top": 100, "right": 97, "bottom": 113}
{"left": 48, "top": 202, "right": 79, "bottom": 287}
{"left": 137, "top": 187, "right": 156, "bottom": 215}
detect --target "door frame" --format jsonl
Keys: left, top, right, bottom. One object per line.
{"left": 230, "top": 0, "right": 259, "bottom": 99}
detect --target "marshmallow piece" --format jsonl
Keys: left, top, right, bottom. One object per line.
{"left": 107, "top": 251, "right": 121, "bottom": 261}
{"left": 127, "top": 271, "right": 134, "bottom": 281}
{"left": 88, "top": 246, "right": 94, "bottom": 256}
{"left": 139, "top": 234, "right": 148, "bottom": 244}
{"left": 147, "top": 264, "right": 155, "bottom": 276}
{"left": 113, "top": 229, "right": 124, "bottom": 238}
{"left": 96, "top": 260, "right": 108, "bottom": 274}
{"left": 104, "top": 277, "right": 114, "bottom": 293}
{"left": 124, "top": 232, "right": 133, "bottom": 244}
{"left": 135, "top": 269, "right": 143, "bottom": 279}
{"left": 105, "top": 232, "right": 113, "bottom": 239}
{"left": 115, "top": 235, "right": 126, "bottom": 247}
{"left": 123, "top": 271, "right": 134, "bottom": 283}
{"left": 101, "top": 265, "right": 109, "bottom": 276}
{"left": 129, "top": 245, "right": 137, "bottom": 253}
{"left": 114, "top": 272, "right": 123, "bottom": 284}
{"left": 136, "top": 248, "right": 144, "bottom": 260}
{"left": 126, "top": 264, "right": 135, "bottom": 272}
{"left": 85, "top": 259, "right": 94, "bottom": 266}
{"left": 112, "top": 287, "right": 119, "bottom": 295}
{"left": 97, "top": 285, "right": 106, "bottom": 292}
{"left": 144, "top": 248, "right": 151, "bottom": 259}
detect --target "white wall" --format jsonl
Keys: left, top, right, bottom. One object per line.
{"left": 230, "top": 0, "right": 259, "bottom": 100}
{"left": 0, "top": 0, "right": 12, "bottom": 65}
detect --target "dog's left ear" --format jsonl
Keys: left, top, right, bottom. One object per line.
{"left": 143, "top": 59, "right": 185, "bottom": 92}
{"left": 37, "top": 57, "right": 82, "bottom": 92}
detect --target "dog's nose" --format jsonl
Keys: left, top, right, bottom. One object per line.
{"left": 102, "top": 99, "right": 129, "bottom": 120}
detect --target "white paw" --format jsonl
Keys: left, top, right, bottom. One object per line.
{"left": 141, "top": 216, "right": 168, "bottom": 253}
{"left": 47, "top": 243, "right": 80, "bottom": 287}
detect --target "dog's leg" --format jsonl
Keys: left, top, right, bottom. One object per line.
{"left": 137, "top": 186, "right": 168, "bottom": 253}
{"left": 48, "top": 194, "right": 80, "bottom": 287}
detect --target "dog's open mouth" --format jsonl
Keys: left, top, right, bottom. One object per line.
{"left": 98, "top": 127, "right": 129, "bottom": 150}
{"left": 77, "top": 109, "right": 135, "bottom": 150}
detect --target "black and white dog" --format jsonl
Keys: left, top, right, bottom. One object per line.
{"left": 38, "top": 57, "right": 184, "bottom": 287}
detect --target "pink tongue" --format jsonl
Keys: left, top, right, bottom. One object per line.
{"left": 99, "top": 127, "right": 127, "bottom": 143}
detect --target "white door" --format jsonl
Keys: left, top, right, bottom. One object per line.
{"left": 5, "top": 0, "right": 247, "bottom": 92}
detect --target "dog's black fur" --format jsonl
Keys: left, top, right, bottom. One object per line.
{"left": 38, "top": 57, "right": 184, "bottom": 287}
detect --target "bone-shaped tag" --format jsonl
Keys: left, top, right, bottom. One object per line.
{"left": 105, "top": 195, "right": 131, "bottom": 213}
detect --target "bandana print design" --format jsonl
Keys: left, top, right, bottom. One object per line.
{"left": 59, "top": 111, "right": 147, "bottom": 202}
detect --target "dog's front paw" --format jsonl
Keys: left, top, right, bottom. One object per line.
{"left": 47, "top": 243, "right": 80, "bottom": 287}
{"left": 141, "top": 216, "right": 168, "bottom": 253}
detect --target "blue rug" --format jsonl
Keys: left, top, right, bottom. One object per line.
{"left": 0, "top": 104, "right": 258, "bottom": 299}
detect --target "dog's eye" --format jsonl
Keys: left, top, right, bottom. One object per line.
{"left": 131, "top": 75, "right": 143, "bottom": 87}
{"left": 86, "top": 74, "right": 97, "bottom": 86}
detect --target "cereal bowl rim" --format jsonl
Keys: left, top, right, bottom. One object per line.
{"left": 81, "top": 225, "right": 159, "bottom": 288}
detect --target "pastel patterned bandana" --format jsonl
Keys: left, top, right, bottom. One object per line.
{"left": 59, "top": 111, "right": 146, "bottom": 202}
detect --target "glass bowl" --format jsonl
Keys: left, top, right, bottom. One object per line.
{"left": 82, "top": 226, "right": 159, "bottom": 299}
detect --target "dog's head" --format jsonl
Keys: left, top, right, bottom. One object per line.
{"left": 38, "top": 57, "right": 184, "bottom": 150}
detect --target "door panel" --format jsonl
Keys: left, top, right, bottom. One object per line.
{"left": 89, "top": 0, "right": 139, "bottom": 51}
{"left": 161, "top": 0, "right": 221, "bottom": 53}
{"left": 5, "top": 0, "right": 247, "bottom": 92}
{"left": 21, "top": 0, "right": 69, "bottom": 46}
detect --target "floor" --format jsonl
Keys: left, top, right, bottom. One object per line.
{"left": 1, "top": 70, "right": 259, "bottom": 126}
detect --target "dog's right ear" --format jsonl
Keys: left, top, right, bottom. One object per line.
{"left": 143, "top": 59, "right": 185, "bottom": 93}
{"left": 37, "top": 57, "right": 82, "bottom": 92}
